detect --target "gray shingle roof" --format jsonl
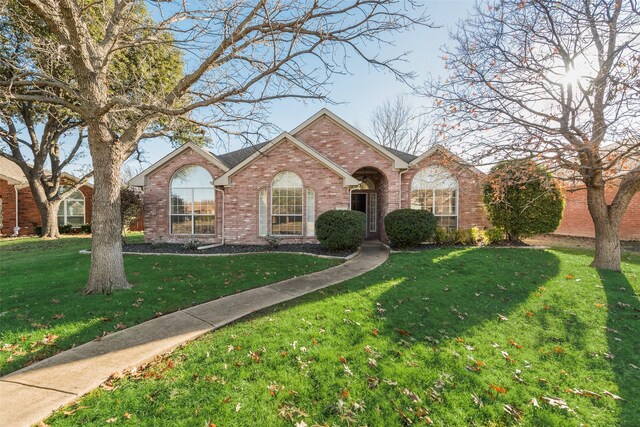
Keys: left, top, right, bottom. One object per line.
{"left": 215, "top": 141, "right": 271, "bottom": 169}
{"left": 383, "top": 147, "right": 417, "bottom": 164}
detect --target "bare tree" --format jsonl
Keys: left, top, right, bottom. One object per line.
{"left": 2, "top": 0, "right": 428, "bottom": 293}
{"left": 369, "top": 94, "right": 435, "bottom": 154}
{"left": 0, "top": 1, "right": 202, "bottom": 239}
{"left": 424, "top": 0, "right": 640, "bottom": 271}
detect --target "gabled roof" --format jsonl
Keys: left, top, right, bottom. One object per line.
{"left": 0, "top": 156, "right": 93, "bottom": 188}
{"left": 409, "top": 144, "right": 484, "bottom": 175}
{"left": 128, "top": 142, "right": 229, "bottom": 187}
{"left": 0, "top": 157, "right": 27, "bottom": 185}
{"left": 214, "top": 132, "right": 360, "bottom": 187}
{"left": 290, "top": 108, "right": 410, "bottom": 170}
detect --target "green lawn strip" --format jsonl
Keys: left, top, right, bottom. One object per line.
{"left": 0, "top": 235, "right": 340, "bottom": 376}
{"left": 46, "top": 248, "right": 639, "bottom": 426}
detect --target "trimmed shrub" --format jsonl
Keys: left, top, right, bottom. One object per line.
{"left": 484, "top": 227, "right": 505, "bottom": 244}
{"left": 80, "top": 224, "right": 91, "bottom": 234}
{"left": 434, "top": 227, "right": 449, "bottom": 244}
{"left": 34, "top": 225, "right": 43, "bottom": 236}
{"left": 384, "top": 209, "right": 436, "bottom": 248}
{"left": 484, "top": 160, "right": 564, "bottom": 242}
{"left": 58, "top": 224, "right": 73, "bottom": 234}
{"left": 316, "top": 210, "right": 366, "bottom": 251}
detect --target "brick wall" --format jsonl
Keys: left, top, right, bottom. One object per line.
{"left": 224, "top": 138, "right": 350, "bottom": 244}
{"left": 555, "top": 186, "right": 640, "bottom": 240}
{"left": 1, "top": 179, "right": 17, "bottom": 235}
{"left": 294, "top": 116, "right": 401, "bottom": 211}
{"left": 144, "top": 148, "right": 226, "bottom": 243}
{"left": 400, "top": 151, "right": 488, "bottom": 229}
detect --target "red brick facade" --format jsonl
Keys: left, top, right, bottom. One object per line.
{"left": 139, "top": 112, "right": 489, "bottom": 244}
{"left": 0, "top": 178, "right": 93, "bottom": 236}
{"left": 555, "top": 185, "right": 640, "bottom": 240}
{"left": 143, "top": 148, "right": 226, "bottom": 243}
{"left": 399, "top": 150, "right": 488, "bottom": 229}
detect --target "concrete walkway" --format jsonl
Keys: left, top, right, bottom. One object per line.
{"left": 0, "top": 241, "right": 388, "bottom": 427}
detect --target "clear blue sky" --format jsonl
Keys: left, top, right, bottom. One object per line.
{"left": 130, "top": 0, "right": 477, "bottom": 169}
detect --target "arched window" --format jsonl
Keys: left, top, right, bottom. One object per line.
{"left": 57, "top": 187, "right": 85, "bottom": 226}
{"left": 170, "top": 166, "right": 215, "bottom": 235}
{"left": 411, "top": 165, "right": 458, "bottom": 229}
{"left": 271, "top": 171, "right": 303, "bottom": 236}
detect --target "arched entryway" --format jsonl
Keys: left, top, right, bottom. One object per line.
{"left": 351, "top": 167, "right": 387, "bottom": 239}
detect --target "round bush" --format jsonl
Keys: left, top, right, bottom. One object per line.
{"left": 384, "top": 209, "right": 436, "bottom": 248}
{"left": 316, "top": 210, "right": 366, "bottom": 251}
{"left": 483, "top": 160, "right": 564, "bottom": 242}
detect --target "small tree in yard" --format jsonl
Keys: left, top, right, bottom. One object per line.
{"left": 425, "top": 0, "right": 640, "bottom": 271}
{"left": 483, "top": 160, "right": 564, "bottom": 243}
{"left": 4, "top": 0, "right": 429, "bottom": 293}
{"left": 120, "top": 186, "right": 143, "bottom": 242}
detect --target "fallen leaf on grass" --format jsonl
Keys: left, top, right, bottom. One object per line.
{"left": 489, "top": 384, "right": 507, "bottom": 394}
{"left": 395, "top": 328, "right": 410, "bottom": 336}
{"left": 529, "top": 397, "right": 540, "bottom": 408}
{"left": 62, "top": 405, "right": 87, "bottom": 416}
{"left": 498, "top": 314, "right": 508, "bottom": 322}
{"left": 372, "top": 329, "right": 379, "bottom": 336}
{"left": 339, "top": 356, "right": 348, "bottom": 364}
{"left": 52, "top": 314, "right": 65, "bottom": 320}
{"left": 402, "top": 388, "right": 422, "bottom": 403}
{"left": 123, "top": 412, "right": 132, "bottom": 419}
{"left": 106, "top": 417, "right": 118, "bottom": 423}
{"left": 471, "top": 393, "right": 483, "bottom": 408}
{"left": 542, "top": 396, "right": 574, "bottom": 413}
{"left": 508, "top": 339, "right": 523, "bottom": 349}
{"left": 51, "top": 299, "right": 60, "bottom": 304}
{"left": 503, "top": 404, "right": 523, "bottom": 422}
{"left": 115, "top": 323, "right": 126, "bottom": 330}
{"left": 603, "top": 390, "right": 624, "bottom": 400}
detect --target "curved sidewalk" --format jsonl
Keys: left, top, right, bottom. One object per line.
{"left": 0, "top": 241, "right": 389, "bottom": 427}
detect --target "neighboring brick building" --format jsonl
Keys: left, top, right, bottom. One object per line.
{"left": 130, "top": 109, "right": 488, "bottom": 244}
{"left": 555, "top": 185, "right": 640, "bottom": 241}
{"left": 0, "top": 157, "right": 93, "bottom": 236}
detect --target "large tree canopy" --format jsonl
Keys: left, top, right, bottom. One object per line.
{"left": 425, "top": 0, "right": 640, "bottom": 271}
{"left": 0, "top": 0, "right": 203, "bottom": 238}
{"left": 1, "top": 0, "right": 427, "bottom": 293}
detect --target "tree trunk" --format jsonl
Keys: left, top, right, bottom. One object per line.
{"left": 586, "top": 185, "right": 622, "bottom": 272}
{"left": 84, "top": 132, "right": 129, "bottom": 294}
{"left": 39, "top": 201, "right": 61, "bottom": 238}
{"left": 27, "top": 180, "right": 61, "bottom": 238}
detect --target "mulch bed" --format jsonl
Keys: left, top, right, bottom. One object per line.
{"left": 391, "top": 240, "right": 532, "bottom": 252}
{"left": 122, "top": 243, "right": 355, "bottom": 258}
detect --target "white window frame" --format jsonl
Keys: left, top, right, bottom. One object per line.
{"left": 169, "top": 166, "right": 216, "bottom": 235}
{"left": 58, "top": 188, "right": 86, "bottom": 227}
{"left": 270, "top": 171, "right": 304, "bottom": 237}
{"left": 306, "top": 188, "right": 315, "bottom": 237}
{"left": 258, "top": 188, "right": 268, "bottom": 237}
{"left": 410, "top": 167, "right": 459, "bottom": 229}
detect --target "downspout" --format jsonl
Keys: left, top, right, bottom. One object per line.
{"left": 215, "top": 187, "right": 225, "bottom": 244}
{"left": 13, "top": 186, "right": 20, "bottom": 236}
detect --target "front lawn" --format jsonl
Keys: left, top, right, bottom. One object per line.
{"left": 46, "top": 247, "right": 639, "bottom": 426}
{"left": 0, "top": 235, "right": 340, "bottom": 376}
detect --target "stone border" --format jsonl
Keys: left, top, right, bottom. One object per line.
{"left": 79, "top": 248, "right": 360, "bottom": 261}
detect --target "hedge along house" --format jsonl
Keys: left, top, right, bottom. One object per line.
{"left": 0, "top": 157, "right": 93, "bottom": 236}
{"left": 129, "top": 109, "right": 488, "bottom": 245}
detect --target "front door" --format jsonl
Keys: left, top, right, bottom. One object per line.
{"left": 351, "top": 192, "right": 378, "bottom": 238}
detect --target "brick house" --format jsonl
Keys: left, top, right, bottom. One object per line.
{"left": 0, "top": 157, "right": 93, "bottom": 236}
{"left": 129, "top": 109, "right": 487, "bottom": 244}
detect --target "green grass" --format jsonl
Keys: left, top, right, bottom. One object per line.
{"left": 45, "top": 247, "right": 639, "bottom": 427}
{"left": 0, "top": 235, "right": 340, "bottom": 376}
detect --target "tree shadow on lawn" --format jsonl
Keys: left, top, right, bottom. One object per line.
{"left": 598, "top": 268, "right": 640, "bottom": 427}
{"left": 41, "top": 248, "right": 569, "bottom": 427}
